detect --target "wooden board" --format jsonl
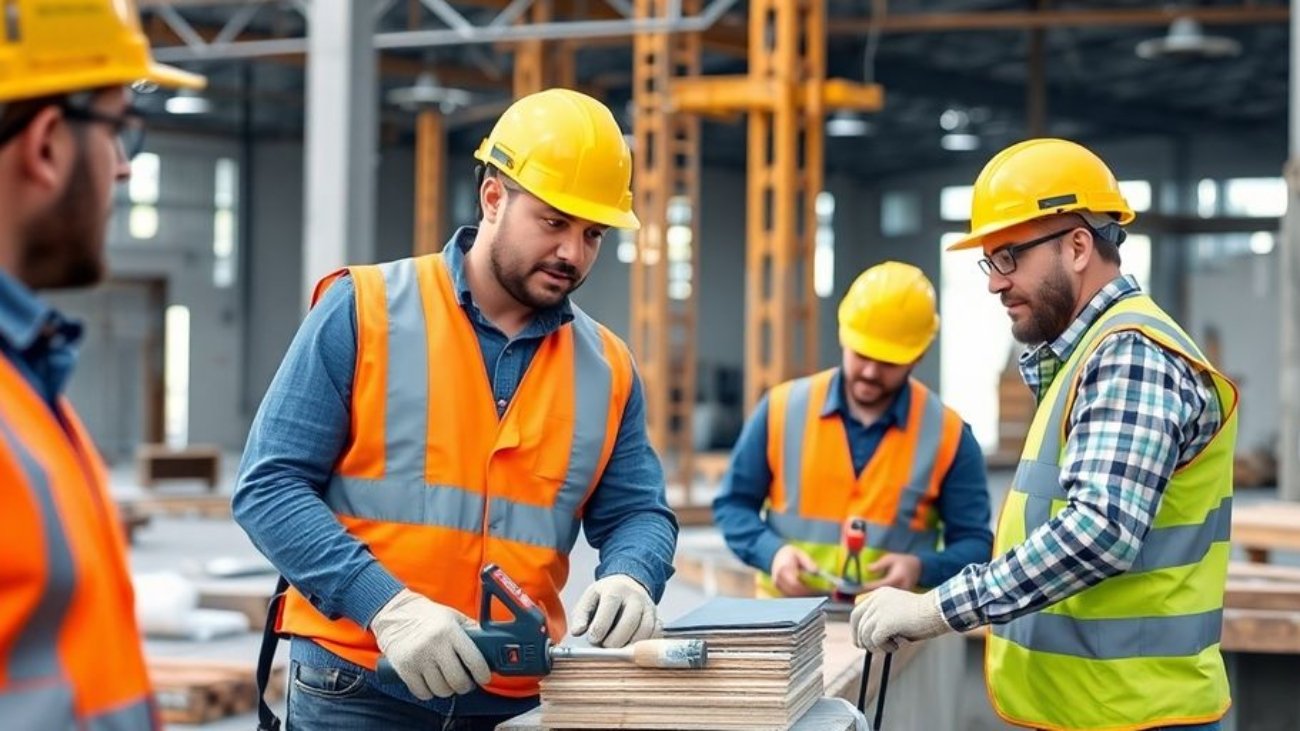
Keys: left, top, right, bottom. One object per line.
{"left": 1232, "top": 501, "right": 1300, "bottom": 561}
{"left": 538, "top": 600, "right": 828, "bottom": 730}
{"left": 1221, "top": 608, "right": 1300, "bottom": 654}
{"left": 499, "top": 697, "right": 858, "bottom": 731}
{"left": 116, "top": 493, "right": 232, "bottom": 519}
{"left": 147, "top": 658, "right": 283, "bottom": 725}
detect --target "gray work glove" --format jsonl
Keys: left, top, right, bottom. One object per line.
{"left": 569, "top": 574, "right": 658, "bottom": 648}
{"left": 850, "top": 587, "right": 952, "bottom": 654}
{"left": 370, "top": 589, "right": 492, "bottom": 700}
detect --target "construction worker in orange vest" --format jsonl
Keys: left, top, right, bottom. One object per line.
{"left": 234, "top": 88, "right": 679, "bottom": 730}
{"left": 713, "top": 261, "right": 992, "bottom": 601}
{"left": 0, "top": 2, "right": 206, "bottom": 729}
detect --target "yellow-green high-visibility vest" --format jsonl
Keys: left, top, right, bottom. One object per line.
{"left": 986, "top": 294, "right": 1238, "bottom": 731}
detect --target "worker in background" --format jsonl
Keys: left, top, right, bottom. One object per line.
{"left": 851, "top": 139, "right": 1237, "bottom": 731}
{"left": 712, "top": 261, "right": 992, "bottom": 600}
{"left": 0, "top": 2, "right": 205, "bottom": 729}
{"left": 234, "top": 88, "right": 678, "bottom": 731}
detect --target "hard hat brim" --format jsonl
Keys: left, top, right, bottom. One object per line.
{"left": 144, "top": 62, "right": 207, "bottom": 91}
{"left": 839, "top": 327, "right": 930, "bottom": 366}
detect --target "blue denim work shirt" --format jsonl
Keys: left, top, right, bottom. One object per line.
{"left": 233, "top": 227, "right": 679, "bottom": 716}
{"left": 0, "top": 269, "right": 83, "bottom": 411}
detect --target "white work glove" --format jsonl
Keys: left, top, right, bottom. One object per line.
{"left": 370, "top": 589, "right": 492, "bottom": 700}
{"left": 569, "top": 574, "right": 657, "bottom": 648}
{"left": 850, "top": 587, "right": 952, "bottom": 654}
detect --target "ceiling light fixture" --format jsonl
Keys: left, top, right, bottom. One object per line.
{"left": 386, "top": 71, "right": 473, "bottom": 113}
{"left": 1136, "top": 17, "right": 1241, "bottom": 60}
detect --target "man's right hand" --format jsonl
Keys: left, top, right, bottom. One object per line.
{"left": 370, "top": 589, "right": 492, "bottom": 700}
{"left": 769, "top": 544, "right": 819, "bottom": 597}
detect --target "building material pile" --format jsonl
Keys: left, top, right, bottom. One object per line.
{"left": 539, "top": 597, "right": 826, "bottom": 730}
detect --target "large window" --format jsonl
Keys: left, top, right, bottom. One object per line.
{"left": 814, "top": 192, "right": 835, "bottom": 298}
{"left": 213, "top": 158, "right": 238, "bottom": 288}
{"left": 128, "top": 152, "right": 160, "bottom": 240}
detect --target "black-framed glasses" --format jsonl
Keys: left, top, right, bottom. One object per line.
{"left": 978, "top": 227, "right": 1077, "bottom": 276}
{"left": 60, "top": 103, "right": 147, "bottom": 160}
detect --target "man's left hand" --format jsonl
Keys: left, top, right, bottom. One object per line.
{"left": 862, "top": 553, "right": 923, "bottom": 592}
{"left": 850, "top": 587, "right": 952, "bottom": 653}
{"left": 569, "top": 574, "right": 658, "bottom": 648}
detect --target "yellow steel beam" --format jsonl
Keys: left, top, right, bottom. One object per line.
{"left": 631, "top": 0, "right": 702, "bottom": 514}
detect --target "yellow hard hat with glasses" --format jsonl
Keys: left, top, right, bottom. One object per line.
{"left": 474, "top": 88, "right": 639, "bottom": 230}
{"left": 946, "top": 138, "right": 1133, "bottom": 251}
{"left": 838, "top": 261, "right": 939, "bottom": 365}
{"left": 0, "top": 0, "right": 205, "bottom": 102}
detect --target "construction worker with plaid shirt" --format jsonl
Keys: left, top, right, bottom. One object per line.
{"left": 850, "top": 139, "right": 1236, "bottom": 731}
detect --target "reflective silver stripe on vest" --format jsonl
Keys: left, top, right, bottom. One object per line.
{"left": 768, "top": 375, "right": 941, "bottom": 553}
{"left": 882, "top": 385, "right": 944, "bottom": 552}
{"left": 778, "top": 376, "right": 815, "bottom": 510}
{"left": 326, "top": 476, "right": 585, "bottom": 552}
{"left": 991, "top": 608, "right": 1223, "bottom": 659}
{"left": 0, "top": 420, "right": 75, "bottom": 681}
{"left": 1013, "top": 303, "right": 1226, "bottom": 571}
{"left": 326, "top": 478, "right": 485, "bottom": 533}
{"left": 764, "top": 512, "right": 940, "bottom": 555}
{"left": 378, "top": 260, "right": 431, "bottom": 478}
{"left": 0, "top": 683, "right": 76, "bottom": 730}
{"left": 86, "top": 697, "right": 156, "bottom": 731}
{"left": 549, "top": 306, "right": 616, "bottom": 553}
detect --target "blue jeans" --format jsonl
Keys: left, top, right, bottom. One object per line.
{"left": 287, "top": 660, "right": 518, "bottom": 731}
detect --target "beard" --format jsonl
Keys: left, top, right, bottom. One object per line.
{"left": 488, "top": 222, "right": 585, "bottom": 310}
{"left": 846, "top": 373, "right": 907, "bottom": 412}
{"left": 1008, "top": 263, "right": 1076, "bottom": 345}
{"left": 21, "top": 148, "right": 104, "bottom": 290}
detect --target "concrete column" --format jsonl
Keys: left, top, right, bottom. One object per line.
{"left": 302, "top": 0, "right": 378, "bottom": 307}
{"left": 1280, "top": 0, "right": 1300, "bottom": 501}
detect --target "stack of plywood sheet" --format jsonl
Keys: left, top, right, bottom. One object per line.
{"left": 539, "top": 597, "right": 827, "bottom": 730}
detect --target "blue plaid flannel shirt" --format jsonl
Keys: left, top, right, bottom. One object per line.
{"left": 937, "top": 275, "right": 1222, "bottom": 631}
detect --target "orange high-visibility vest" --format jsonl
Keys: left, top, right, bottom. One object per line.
{"left": 0, "top": 357, "right": 157, "bottom": 730}
{"left": 278, "top": 254, "right": 634, "bottom": 698}
{"left": 760, "top": 370, "right": 963, "bottom": 594}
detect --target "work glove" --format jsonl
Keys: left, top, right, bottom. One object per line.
{"left": 769, "top": 544, "right": 820, "bottom": 597}
{"left": 850, "top": 587, "right": 952, "bottom": 654}
{"left": 370, "top": 589, "right": 492, "bottom": 700}
{"left": 569, "top": 574, "right": 657, "bottom": 648}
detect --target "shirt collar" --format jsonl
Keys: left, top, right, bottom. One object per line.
{"left": 822, "top": 367, "right": 912, "bottom": 429}
{"left": 0, "top": 269, "right": 80, "bottom": 353}
{"left": 440, "top": 226, "right": 575, "bottom": 333}
{"left": 1019, "top": 274, "right": 1141, "bottom": 369}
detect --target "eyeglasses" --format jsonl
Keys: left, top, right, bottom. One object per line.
{"left": 61, "top": 103, "right": 147, "bottom": 160}
{"left": 978, "top": 227, "right": 1077, "bottom": 276}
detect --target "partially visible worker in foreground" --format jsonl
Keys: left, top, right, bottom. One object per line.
{"left": 0, "top": 1, "right": 206, "bottom": 729}
{"left": 235, "top": 88, "right": 678, "bottom": 730}
{"left": 851, "top": 138, "right": 1237, "bottom": 731}
{"left": 713, "top": 261, "right": 992, "bottom": 600}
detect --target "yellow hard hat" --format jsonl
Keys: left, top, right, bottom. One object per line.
{"left": 837, "top": 261, "right": 939, "bottom": 365}
{"left": 946, "top": 138, "right": 1134, "bottom": 251}
{"left": 0, "top": 0, "right": 205, "bottom": 102}
{"left": 474, "top": 88, "right": 639, "bottom": 230}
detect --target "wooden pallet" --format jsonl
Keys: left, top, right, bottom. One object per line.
{"left": 117, "top": 493, "right": 232, "bottom": 520}
{"left": 148, "top": 658, "right": 284, "bottom": 725}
